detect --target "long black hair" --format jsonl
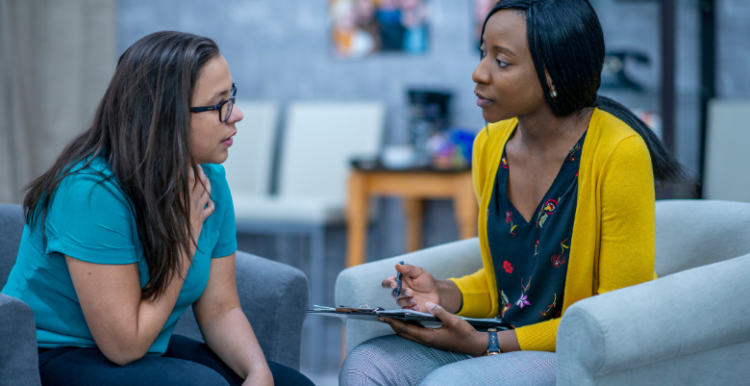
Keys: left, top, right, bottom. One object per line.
{"left": 482, "top": 0, "right": 684, "bottom": 183}
{"left": 24, "top": 31, "right": 220, "bottom": 299}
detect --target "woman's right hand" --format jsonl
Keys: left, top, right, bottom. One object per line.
{"left": 381, "top": 264, "right": 439, "bottom": 312}
{"left": 189, "top": 165, "right": 215, "bottom": 242}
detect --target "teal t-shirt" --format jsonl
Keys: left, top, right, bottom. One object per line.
{"left": 1, "top": 158, "right": 237, "bottom": 355}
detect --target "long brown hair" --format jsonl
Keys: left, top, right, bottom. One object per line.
{"left": 24, "top": 31, "right": 220, "bottom": 299}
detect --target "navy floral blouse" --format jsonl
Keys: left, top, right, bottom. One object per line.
{"left": 486, "top": 131, "right": 586, "bottom": 328}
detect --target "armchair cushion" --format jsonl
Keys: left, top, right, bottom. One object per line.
{"left": 655, "top": 200, "right": 750, "bottom": 276}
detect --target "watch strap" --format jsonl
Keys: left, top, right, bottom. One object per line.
{"left": 485, "top": 328, "right": 501, "bottom": 355}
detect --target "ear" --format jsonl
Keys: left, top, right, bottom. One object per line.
{"left": 544, "top": 68, "right": 555, "bottom": 91}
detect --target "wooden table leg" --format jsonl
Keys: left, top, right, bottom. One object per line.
{"left": 403, "top": 198, "right": 424, "bottom": 253}
{"left": 454, "top": 174, "right": 478, "bottom": 240}
{"left": 346, "top": 171, "right": 368, "bottom": 267}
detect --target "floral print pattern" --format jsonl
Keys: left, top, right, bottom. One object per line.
{"left": 486, "top": 131, "right": 586, "bottom": 328}
{"left": 553, "top": 239, "right": 570, "bottom": 267}
{"left": 536, "top": 198, "right": 560, "bottom": 229}
{"left": 516, "top": 294, "right": 530, "bottom": 308}
{"left": 500, "top": 291, "right": 511, "bottom": 318}
{"left": 506, "top": 210, "right": 518, "bottom": 235}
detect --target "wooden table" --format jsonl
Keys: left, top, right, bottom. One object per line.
{"left": 346, "top": 167, "right": 478, "bottom": 267}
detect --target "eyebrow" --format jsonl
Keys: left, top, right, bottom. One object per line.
{"left": 210, "top": 89, "right": 230, "bottom": 101}
{"left": 492, "top": 45, "right": 516, "bottom": 56}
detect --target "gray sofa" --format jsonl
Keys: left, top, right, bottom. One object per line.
{"left": 336, "top": 199, "right": 750, "bottom": 385}
{"left": 0, "top": 203, "right": 309, "bottom": 386}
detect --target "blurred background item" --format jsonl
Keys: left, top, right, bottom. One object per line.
{"left": 330, "top": 0, "right": 429, "bottom": 59}
{"left": 601, "top": 50, "right": 652, "bottom": 91}
{"left": 408, "top": 89, "right": 452, "bottom": 155}
{"left": 703, "top": 100, "right": 750, "bottom": 203}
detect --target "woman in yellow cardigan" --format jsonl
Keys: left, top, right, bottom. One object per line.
{"left": 340, "top": 0, "right": 684, "bottom": 385}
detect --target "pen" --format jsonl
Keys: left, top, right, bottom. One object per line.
{"left": 394, "top": 261, "right": 404, "bottom": 297}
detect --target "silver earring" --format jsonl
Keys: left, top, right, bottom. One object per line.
{"left": 551, "top": 90, "right": 558, "bottom": 98}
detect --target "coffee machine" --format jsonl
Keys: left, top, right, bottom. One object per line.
{"left": 407, "top": 89, "right": 452, "bottom": 155}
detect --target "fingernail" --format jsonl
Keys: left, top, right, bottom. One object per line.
{"left": 405, "top": 289, "right": 412, "bottom": 296}
{"left": 390, "top": 283, "right": 396, "bottom": 289}
{"left": 426, "top": 302, "right": 437, "bottom": 310}
{"left": 377, "top": 317, "right": 384, "bottom": 322}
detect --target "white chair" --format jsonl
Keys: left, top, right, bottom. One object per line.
{"left": 223, "top": 100, "right": 280, "bottom": 196}
{"left": 231, "top": 102, "right": 385, "bottom": 369}
{"left": 703, "top": 99, "right": 750, "bottom": 202}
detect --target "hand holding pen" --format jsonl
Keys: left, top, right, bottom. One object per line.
{"left": 381, "top": 261, "right": 441, "bottom": 312}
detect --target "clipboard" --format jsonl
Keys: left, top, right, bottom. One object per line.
{"left": 308, "top": 305, "right": 508, "bottom": 330}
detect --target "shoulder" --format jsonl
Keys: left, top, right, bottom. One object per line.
{"left": 590, "top": 109, "right": 651, "bottom": 164}
{"left": 55, "top": 158, "right": 128, "bottom": 206}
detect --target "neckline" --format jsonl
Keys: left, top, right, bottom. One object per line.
{"left": 500, "top": 130, "right": 587, "bottom": 225}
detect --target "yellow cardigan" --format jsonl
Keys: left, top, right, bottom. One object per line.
{"left": 449, "top": 109, "right": 657, "bottom": 352}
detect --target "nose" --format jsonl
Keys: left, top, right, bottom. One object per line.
{"left": 472, "top": 57, "right": 491, "bottom": 85}
{"left": 229, "top": 104, "right": 244, "bottom": 124}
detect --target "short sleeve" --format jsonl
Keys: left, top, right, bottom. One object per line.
{"left": 45, "top": 169, "right": 138, "bottom": 265}
{"left": 204, "top": 164, "right": 237, "bottom": 258}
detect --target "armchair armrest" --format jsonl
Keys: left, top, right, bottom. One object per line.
{"left": 0, "top": 293, "right": 41, "bottom": 386}
{"left": 234, "top": 251, "right": 308, "bottom": 371}
{"left": 174, "top": 251, "right": 308, "bottom": 371}
{"left": 335, "top": 238, "right": 482, "bottom": 353}
{"left": 557, "top": 253, "right": 750, "bottom": 386}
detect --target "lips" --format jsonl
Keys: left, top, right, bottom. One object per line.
{"left": 475, "top": 91, "right": 494, "bottom": 107}
{"left": 221, "top": 131, "right": 236, "bottom": 146}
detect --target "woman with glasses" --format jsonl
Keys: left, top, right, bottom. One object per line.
{"left": 341, "top": 0, "right": 684, "bottom": 385}
{"left": 1, "top": 31, "right": 313, "bottom": 386}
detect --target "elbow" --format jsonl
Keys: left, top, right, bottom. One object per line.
{"left": 106, "top": 352, "right": 142, "bottom": 366}
{"left": 98, "top": 340, "right": 149, "bottom": 366}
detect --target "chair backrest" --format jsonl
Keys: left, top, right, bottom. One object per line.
{"left": 222, "top": 100, "right": 280, "bottom": 196}
{"left": 277, "top": 102, "right": 385, "bottom": 201}
{"left": 703, "top": 99, "right": 750, "bottom": 202}
{"left": 0, "top": 204, "right": 24, "bottom": 288}
{"left": 655, "top": 199, "right": 750, "bottom": 277}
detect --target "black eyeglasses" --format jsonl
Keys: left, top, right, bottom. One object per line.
{"left": 190, "top": 83, "right": 237, "bottom": 122}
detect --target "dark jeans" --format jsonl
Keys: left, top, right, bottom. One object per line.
{"left": 38, "top": 334, "right": 314, "bottom": 386}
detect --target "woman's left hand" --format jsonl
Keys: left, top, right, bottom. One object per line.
{"left": 378, "top": 302, "right": 488, "bottom": 357}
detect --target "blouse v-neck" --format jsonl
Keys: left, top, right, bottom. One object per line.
{"left": 486, "top": 130, "right": 587, "bottom": 328}
{"left": 503, "top": 130, "right": 587, "bottom": 225}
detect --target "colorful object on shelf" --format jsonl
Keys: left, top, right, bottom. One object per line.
{"left": 329, "top": 0, "right": 430, "bottom": 59}
{"left": 426, "top": 128, "right": 477, "bottom": 170}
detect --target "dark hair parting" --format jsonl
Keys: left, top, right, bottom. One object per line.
{"left": 482, "top": 0, "right": 685, "bottom": 183}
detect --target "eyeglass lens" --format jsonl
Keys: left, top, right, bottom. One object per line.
{"left": 220, "top": 99, "right": 234, "bottom": 122}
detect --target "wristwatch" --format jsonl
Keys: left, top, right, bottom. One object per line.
{"left": 484, "top": 328, "right": 501, "bottom": 356}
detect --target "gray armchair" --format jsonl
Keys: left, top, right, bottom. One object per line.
{"left": 0, "top": 203, "right": 309, "bottom": 386}
{"left": 336, "top": 199, "right": 750, "bottom": 385}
